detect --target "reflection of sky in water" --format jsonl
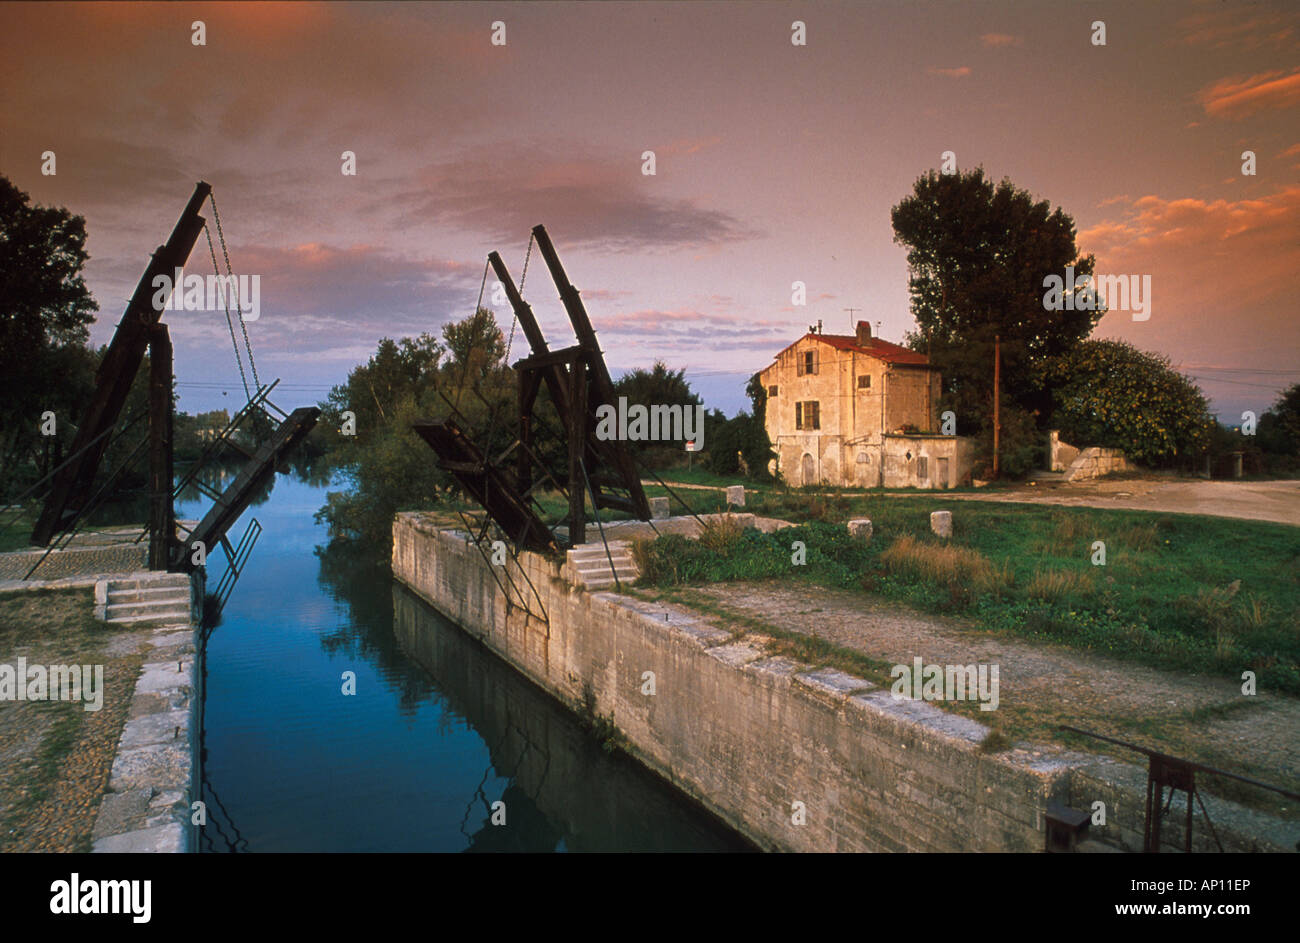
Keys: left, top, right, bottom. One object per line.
{"left": 196, "top": 475, "right": 751, "bottom": 852}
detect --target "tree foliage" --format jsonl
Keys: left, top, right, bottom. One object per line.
{"left": 1047, "top": 339, "right": 1213, "bottom": 466}
{"left": 610, "top": 360, "right": 701, "bottom": 467}
{"left": 315, "top": 312, "right": 515, "bottom": 547}
{"left": 1258, "top": 383, "right": 1300, "bottom": 457}
{"left": 0, "top": 176, "right": 99, "bottom": 496}
{"left": 891, "top": 168, "right": 1100, "bottom": 448}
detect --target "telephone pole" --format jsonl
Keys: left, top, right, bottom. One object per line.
{"left": 993, "top": 334, "right": 1001, "bottom": 478}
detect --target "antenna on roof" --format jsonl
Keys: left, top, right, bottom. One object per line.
{"left": 844, "top": 307, "right": 861, "bottom": 332}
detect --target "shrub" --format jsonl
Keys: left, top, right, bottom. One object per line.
{"left": 1024, "top": 568, "right": 1093, "bottom": 603}
{"left": 879, "top": 535, "right": 1013, "bottom": 600}
{"left": 697, "top": 514, "right": 745, "bottom": 555}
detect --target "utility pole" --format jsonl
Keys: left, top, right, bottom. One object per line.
{"left": 992, "top": 334, "right": 1001, "bottom": 478}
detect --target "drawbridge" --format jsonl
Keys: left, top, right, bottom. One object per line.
{"left": 24, "top": 182, "right": 319, "bottom": 598}
{"left": 414, "top": 225, "right": 652, "bottom": 555}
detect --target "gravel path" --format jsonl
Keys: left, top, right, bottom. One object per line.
{"left": 917, "top": 479, "right": 1300, "bottom": 527}
{"left": 679, "top": 580, "right": 1300, "bottom": 807}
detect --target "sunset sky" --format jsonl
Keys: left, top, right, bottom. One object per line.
{"left": 2, "top": 1, "right": 1297, "bottom": 421}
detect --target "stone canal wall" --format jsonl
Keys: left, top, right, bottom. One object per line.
{"left": 90, "top": 571, "right": 205, "bottom": 853}
{"left": 393, "top": 513, "right": 1078, "bottom": 852}
{"left": 394, "top": 512, "right": 1300, "bottom": 853}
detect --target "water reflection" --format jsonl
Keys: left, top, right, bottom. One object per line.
{"left": 391, "top": 585, "right": 755, "bottom": 852}
{"left": 198, "top": 477, "right": 751, "bottom": 852}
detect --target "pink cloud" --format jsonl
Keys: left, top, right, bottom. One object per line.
{"left": 1196, "top": 69, "right": 1300, "bottom": 119}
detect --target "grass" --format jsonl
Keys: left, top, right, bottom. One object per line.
{"left": 0, "top": 588, "right": 142, "bottom": 852}
{"left": 0, "top": 508, "right": 37, "bottom": 553}
{"left": 633, "top": 493, "right": 1300, "bottom": 695}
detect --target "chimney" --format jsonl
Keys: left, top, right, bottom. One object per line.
{"left": 855, "top": 320, "right": 872, "bottom": 345}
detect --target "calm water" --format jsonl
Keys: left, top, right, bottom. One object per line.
{"left": 183, "top": 474, "right": 750, "bottom": 852}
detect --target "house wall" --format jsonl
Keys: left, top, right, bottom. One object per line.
{"left": 760, "top": 338, "right": 939, "bottom": 487}
{"left": 884, "top": 366, "right": 941, "bottom": 433}
{"left": 881, "top": 435, "right": 976, "bottom": 489}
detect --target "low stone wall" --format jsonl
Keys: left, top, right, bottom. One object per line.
{"left": 1064, "top": 447, "right": 1134, "bottom": 481}
{"left": 91, "top": 571, "right": 204, "bottom": 853}
{"left": 394, "top": 513, "right": 1076, "bottom": 852}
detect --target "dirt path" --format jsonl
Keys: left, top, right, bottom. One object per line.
{"left": 646, "top": 478, "right": 1300, "bottom": 526}
{"left": 921, "top": 479, "right": 1300, "bottom": 526}
{"left": 675, "top": 580, "right": 1300, "bottom": 811}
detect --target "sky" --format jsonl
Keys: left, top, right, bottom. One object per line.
{"left": 2, "top": 0, "right": 1297, "bottom": 421}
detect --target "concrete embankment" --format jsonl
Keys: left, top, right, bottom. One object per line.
{"left": 392, "top": 512, "right": 1299, "bottom": 853}
{"left": 394, "top": 513, "right": 1065, "bottom": 851}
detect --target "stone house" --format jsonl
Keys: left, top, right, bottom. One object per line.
{"left": 757, "top": 321, "right": 974, "bottom": 488}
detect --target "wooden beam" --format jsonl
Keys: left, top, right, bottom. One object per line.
{"left": 33, "top": 182, "right": 212, "bottom": 546}
{"left": 148, "top": 324, "right": 174, "bottom": 571}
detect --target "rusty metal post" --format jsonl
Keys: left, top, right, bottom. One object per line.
{"left": 148, "top": 324, "right": 174, "bottom": 570}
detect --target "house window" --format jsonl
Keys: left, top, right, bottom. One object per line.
{"left": 857, "top": 375, "right": 871, "bottom": 389}
{"left": 768, "top": 385, "right": 778, "bottom": 398}
{"left": 796, "top": 401, "right": 820, "bottom": 430}
{"left": 797, "top": 350, "right": 817, "bottom": 376}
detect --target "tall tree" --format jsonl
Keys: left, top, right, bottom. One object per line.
{"left": 0, "top": 176, "right": 99, "bottom": 494}
{"left": 891, "top": 168, "right": 1100, "bottom": 435}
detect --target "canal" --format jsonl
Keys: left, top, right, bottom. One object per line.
{"left": 183, "top": 474, "right": 751, "bottom": 852}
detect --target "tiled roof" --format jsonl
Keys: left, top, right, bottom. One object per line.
{"left": 799, "top": 332, "right": 931, "bottom": 365}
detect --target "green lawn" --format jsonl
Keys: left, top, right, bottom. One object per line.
{"left": 0, "top": 509, "right": 36, "bottom": 553}
{"left": 633, "top": 493, "right": 1300, "bottom": 695}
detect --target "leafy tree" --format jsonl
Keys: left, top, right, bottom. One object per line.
{"left": 0, "top": 176, "right": 99, "bottom": 496}
{"left": 1046, "top": 339, "right": 1213, "bottom": 466}
{"left": 891, "top": 168, "right": 1100, "bottom": 456}
{"left": 315, "top": 312, "right": 519, "bottom": 548}
{"left": 1258, "top": 383, "right": 1300, "bottom": 457}
{"left": 442, "top": 306, "right": 505, "bottom": 386}
{"left": 611, "top": 360, "right": 702, "bottom": 467}
{"left": 704, "top": 409, "right": 774, "bottom": 480}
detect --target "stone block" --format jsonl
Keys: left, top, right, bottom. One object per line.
{"left": 847, "top": 519, "right": 872, "bottom": 541}
{"left": 725, "top": 485, "right": 745, "bottom": 507}
{"left": 649, "top": 496, "right": 669, "bottom": 520}
{"left": 930, "top": 510, "right": 952, "bottom": 538}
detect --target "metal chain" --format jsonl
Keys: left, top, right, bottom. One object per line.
{"left": 204, "top": 222, "right": 252, "bottom": 400}
{"left": 454, "top": 258, "right": 493, "bottom": 409}
{"left": 208, "top": 191, "right": 260, "bottom": 393}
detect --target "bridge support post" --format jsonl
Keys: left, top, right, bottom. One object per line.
{"left": 148, "top": 324, "right": 175, "bottom": 570}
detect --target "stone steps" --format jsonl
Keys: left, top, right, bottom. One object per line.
{"left": 564, "top": 541, "right": 640, "bottom": 591}
{"left": 96, "top": 573, "right": 193, "bottom": 626}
